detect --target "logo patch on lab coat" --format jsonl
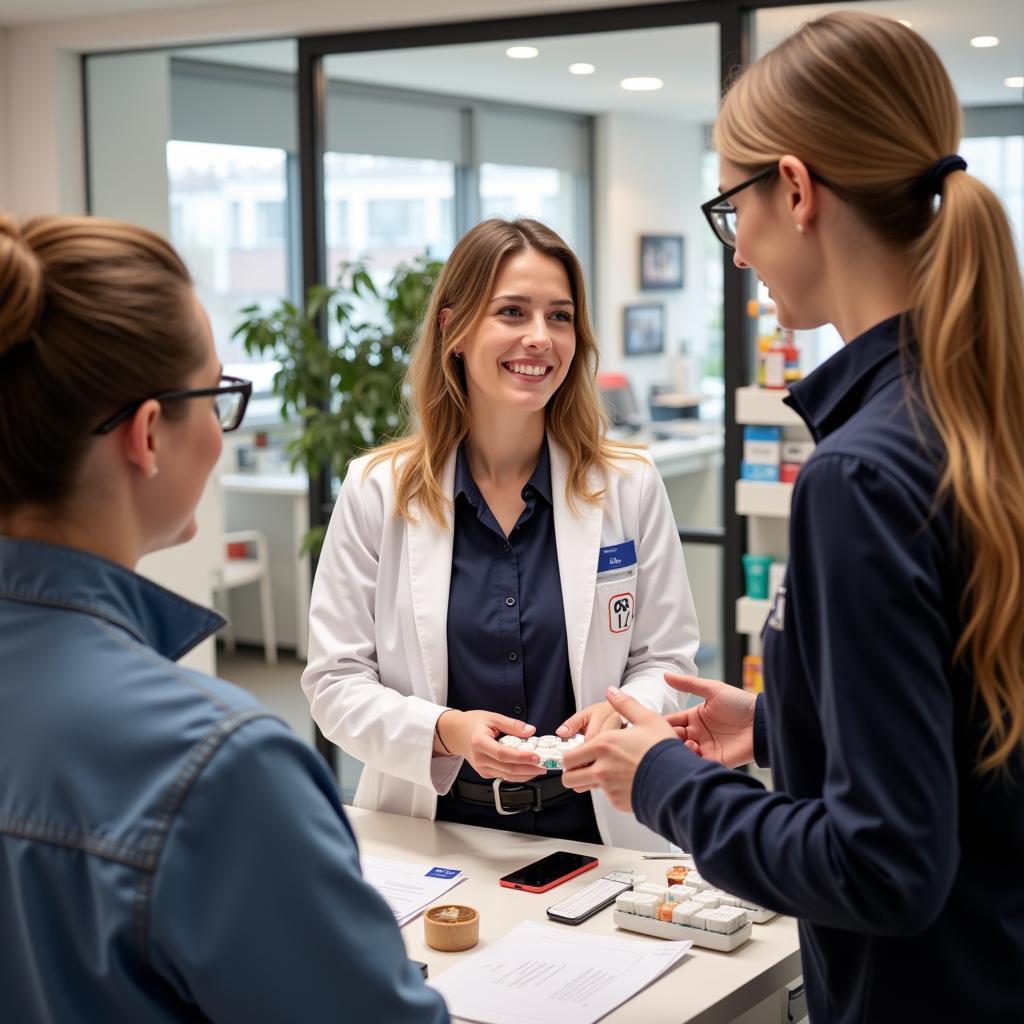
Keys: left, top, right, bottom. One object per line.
{"left": 609, "top": 592, "right": 634, "bottom": 633}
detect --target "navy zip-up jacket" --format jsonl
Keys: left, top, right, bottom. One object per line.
{"left": 632, "top": 315, "right": 1024, "bottom": 1022}
{"left": 0, "top": 537, "right": 448, "bottom": 1023}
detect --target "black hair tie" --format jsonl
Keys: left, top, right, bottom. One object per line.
{"left": 919, "top": 154, "right": 967, "bottom": 198}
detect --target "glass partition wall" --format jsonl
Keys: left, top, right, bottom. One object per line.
{"left": 303, "top": 18, "right": 727, "bottom": 787}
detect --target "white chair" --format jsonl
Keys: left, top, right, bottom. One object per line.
{"left": 213, "top": 529, "right": 277, "bottom": 665}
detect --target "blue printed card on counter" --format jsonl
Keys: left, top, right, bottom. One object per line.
{"left": 426, "top": 867, "right": 460, "bottom": 879}
{"left": 598, "top": 540, "right": 637, "bottom": 572}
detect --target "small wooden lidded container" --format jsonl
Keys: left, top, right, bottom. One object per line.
{"left": 424, "top": 905, "right": 480, "bottom": 952}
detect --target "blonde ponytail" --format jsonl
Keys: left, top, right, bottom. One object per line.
{"left": 910, "top": 172, "right": 1024, "bottom": 771}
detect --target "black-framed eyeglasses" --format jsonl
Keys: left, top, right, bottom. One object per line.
{"left": 92, "top": 374, "right": 253, "bottom": 436}
{"left": 701, "top": 165, "right": 778, "bottom": 249}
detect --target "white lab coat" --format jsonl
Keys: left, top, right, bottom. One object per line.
{"left": 302, "top": 438, "right": 700, "bottom": 849}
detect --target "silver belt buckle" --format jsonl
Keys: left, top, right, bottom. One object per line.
{"left": 492, "top": 780, "right": 542, "bottom": 815}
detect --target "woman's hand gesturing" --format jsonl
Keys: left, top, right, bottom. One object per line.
{"left": 664, "top": 674, "right": 757, "bottom": 768}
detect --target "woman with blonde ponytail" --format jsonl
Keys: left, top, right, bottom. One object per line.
{"left": 303, "top": 217, "right": 700, "bottom": 849}
{"left": 562, "top": 12, "right": 1024, "bottom": 1021}
{"left": 0, "top": 214, "right": 447, "bottom": 1022}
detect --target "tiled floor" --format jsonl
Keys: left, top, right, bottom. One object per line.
{"left": 216, "top": 646, "right": 314, "bottom": 744}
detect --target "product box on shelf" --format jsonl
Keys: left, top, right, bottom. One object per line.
{"left": 741, "top": 425, "right": 781, "bottom": 482}
{"left": 779, "top": 439, "right": 815, "bottom": 483}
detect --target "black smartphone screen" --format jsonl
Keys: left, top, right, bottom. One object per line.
{"left": 500, "top": 851, "right": 598, "bottom": 889}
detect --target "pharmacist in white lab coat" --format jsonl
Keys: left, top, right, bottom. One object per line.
{"left": 302, "top": 218, "right": 699, "bottom": 850}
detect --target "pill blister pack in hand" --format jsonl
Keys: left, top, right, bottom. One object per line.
{"left": 498, "top": 733, "right": 584, "bottom": 770}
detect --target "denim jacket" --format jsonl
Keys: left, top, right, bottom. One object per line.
{"left": 0, "top": 537, "right": 447, "bottom": 1023}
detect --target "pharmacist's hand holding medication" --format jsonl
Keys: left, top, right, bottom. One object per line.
{"left": 435, "top": 710, "right": 545, "bottom": 782}
{"left": 663, "top": 674, "right": 756, "bottom": 768}
{"left": 562, "top": 687, "right": 677, "bottom": 811}
{"left": 555, "top": 699, "right": 623, "bottom": 741}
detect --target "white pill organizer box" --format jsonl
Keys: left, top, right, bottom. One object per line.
{"left": 613, "top": 875, "right": 777, "bottom": 952}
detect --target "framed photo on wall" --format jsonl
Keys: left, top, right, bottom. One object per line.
{"left": 623, "top": 303, "right": 665, "bottom": 357}
{"left": 639, "top": 234, "right": 684, "bottom": 290}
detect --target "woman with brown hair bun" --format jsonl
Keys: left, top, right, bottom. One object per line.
{"left": 303, "top": 217, "right": 700, "bottom": 848}
{"left": 562, "top": 12, "right": 1024, "bottom": 1022}
{"left": 0, "top": 215, "right": 447, "bottom": 1022}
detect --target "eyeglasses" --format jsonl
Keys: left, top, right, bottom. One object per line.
{"left": 702, "top": 164, "right": 836, "bottom": 249}
{"left": 92, "top": 374, "right": 253, "bottom": 436}
{"left": 701, "top": 166, "right": 778, "bottom": 249}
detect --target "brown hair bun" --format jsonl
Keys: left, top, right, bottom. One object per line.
{"left": 0, "top": 214, "right": 44, "bottom": 356}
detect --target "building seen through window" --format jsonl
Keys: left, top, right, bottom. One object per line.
{"left": 167, "top": 140, "right": 290, "bottom": 368}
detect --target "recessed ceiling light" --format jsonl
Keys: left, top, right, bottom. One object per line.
{"left": 1006, "top": 76, "right": 1024, "bottom": 89}
{"left": 897, "top": 19, "right": 912, "bottom": 28}
{"left": 620, "top": 77, "right": 663, "bottom": 92}
{"left": 970, "top": 36, "right": 999, "bottom": 48}
{"left": 505, "top": 45, "right": 539, "bottom": 60}
{"left": 569, "top": 63, "right": 595, "bottom": 76}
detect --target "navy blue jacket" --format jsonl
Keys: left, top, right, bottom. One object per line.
{"left": 0, "top": 537, "right": 448, "bottom": 1023}
{"left": 633, "top": 315, "right": 1024, "bottom": 1022}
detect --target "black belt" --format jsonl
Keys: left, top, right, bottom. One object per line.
{"left": 451, "top": 775, "right": 574, "bottom": 815}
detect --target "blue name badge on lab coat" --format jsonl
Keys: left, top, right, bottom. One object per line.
{"left": 598, "top": 540, "right": 637, "bottom": 573}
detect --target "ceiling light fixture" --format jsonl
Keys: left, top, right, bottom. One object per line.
{"left": 620, "top": 77, "right": 663, "bottom": 92}
{"left": 569, "top": 63, "right": 595, "bottom": 75}
{"left": 1005, "top": 76, "right": 1024, "bottom": 89}
{"left": 970, "top": 36, "right": 999, "bottom": 48}
{"left": 505, "top": 45, "right": 539, "bottom": 59}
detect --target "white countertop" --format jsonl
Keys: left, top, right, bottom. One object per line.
{"left": 347, "top": 807, "right": 800, "bottom": 1024}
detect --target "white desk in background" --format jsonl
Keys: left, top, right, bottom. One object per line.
{"left": 219, "top": 431, "right": 723, "bottom": 661}
{"left": 349, "top": 806, "right": 800, "bottom": 1024}
{"left": 221, "top": 472, "right": 310, "bottom": 660}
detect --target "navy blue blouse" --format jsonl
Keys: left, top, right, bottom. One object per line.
{"left": 436, "top": 439, "right": 600, "bottom": 842}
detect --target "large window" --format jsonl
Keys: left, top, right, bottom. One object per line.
{"left": 321, "top": 67, "right": 593, "bottom": 277}
{"left": 480, "top": 164, "right": 582, "bottom": 248}
{"left": 323, "top": 152, "right": 455, "bottom": 289}
{"left": 167, "top": 141, "right": 291, "bottom": 366}
{"left": 961, "top": 134, "right": 1023, "bottom": 265}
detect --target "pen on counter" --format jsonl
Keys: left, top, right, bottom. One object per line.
{"left": 641, "top": 853, "right": 695, "bottom": 860}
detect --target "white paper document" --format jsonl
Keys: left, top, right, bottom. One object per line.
{"left": 429, "top": 921, "right": 691, "bottom": 1024}
{"left": 361, "top": 855, "right": 466, "bottom": 927}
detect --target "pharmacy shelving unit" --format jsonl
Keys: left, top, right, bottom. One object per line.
{"left": 735, "top": 385, "right": 812, "bottom": 788}
{"left": 734, "top": 386, "right": 812, "bottom": 645}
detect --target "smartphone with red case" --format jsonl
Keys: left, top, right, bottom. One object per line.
{"left": 499, "top": 851, "right": 599, "bottom": 893}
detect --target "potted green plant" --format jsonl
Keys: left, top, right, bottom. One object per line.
{"left": 233, "top": 253, "right": 443, "bottom": 555}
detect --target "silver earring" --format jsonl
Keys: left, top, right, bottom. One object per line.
{"left": 149, "top": 465, "right": 160, "bottom": 478}
{"left": 796, "top": 224, "right": 805, "bottom": 234}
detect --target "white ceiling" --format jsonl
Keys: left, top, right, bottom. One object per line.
{"left": 8, "top": 0, "right": 1021, "bottom": 113}
{"left": 0, "top": 0, "right": 256, "bottom": 24}
{"left": 756, "top": 0, "right": 1023, "bottom": 108}
{"left": 321, "top": 25, "right": 722, "bottom": 121}
{"left": 175, "top": 0, "right": 1021, "bottom": 119}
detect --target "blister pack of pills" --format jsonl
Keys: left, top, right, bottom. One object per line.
{"left": 498, "top": 733, "right": 585, "bottom": 770}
